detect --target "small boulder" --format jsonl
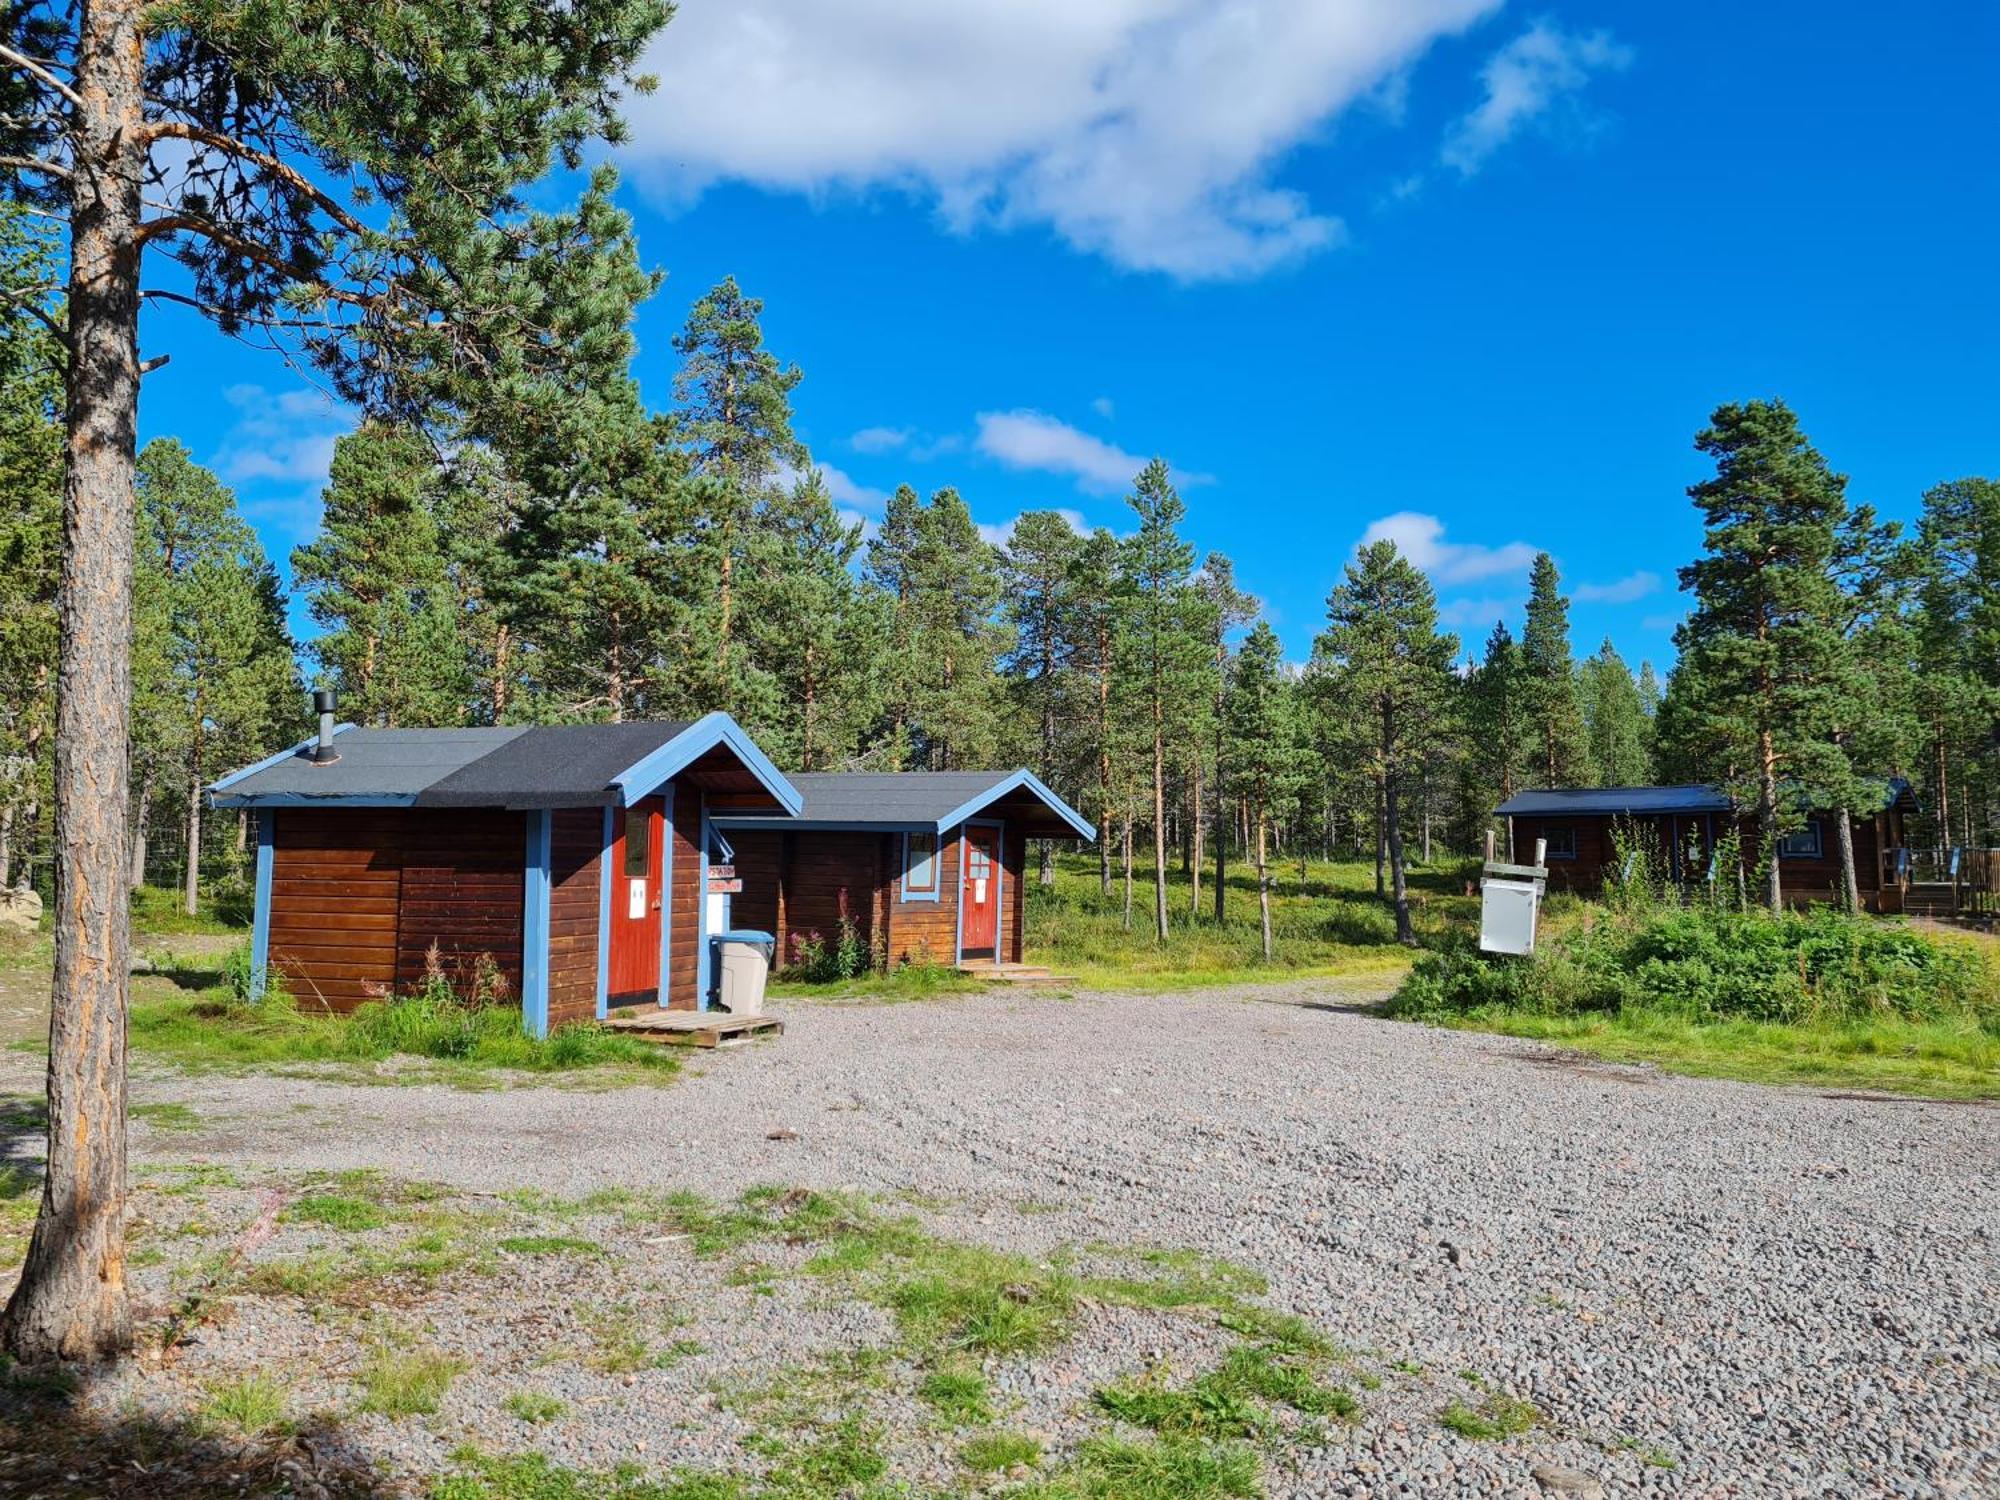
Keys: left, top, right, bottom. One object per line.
{"left": 1531, "top": 1462, "right": 1605, "bottom": 1500}
{"left": 0, "top": 885, "right": 40, "bottom": 934}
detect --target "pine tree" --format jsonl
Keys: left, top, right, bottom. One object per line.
{"left": 292, "top": 423, "right": 469, "bottom": 727}
{"left": 3, "top": 0, "right": 667, "bottom": 1359}
{"left": 1578, "top": 639, "right": 1653, "bottom": 786}
{"left": 1117, "top": 461, "right": 1212, "bottom": 941}
{"left": 1068, "top": 529, "right": 1125, "bottom": 895}
{"left": 1676, "top": 400, "right": 1864, "bottom": 911}
{"left": 1003, "top": 512, "right": 1088, "bottom": 884}
{"left": 672, "top": 278, "right": 807, "bottom": 705}
{"left": 1196, "top": 554, "right": 1257, "bottom": 922}
{"left": 1521, "top": 553, "right": 1591, "bottom": 786}
{"left": 1464, "top": 621, "right": 1530, "bottom": 831}
{"left": 1314, "top": 542, "right": 1458, "bottom": 943}
{"left": 1910, "top": 478, "right": 2000, "bottom": 851}
{"left": 1226, "top": 623, "right": 1309, "bottom": 959}
{"left": 433, "top": 449, "right": 529, "bottom": 724}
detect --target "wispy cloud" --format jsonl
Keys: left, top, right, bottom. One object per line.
{"left": 212, "top": 384, "right": 344, "bottom": 489}
{"left": 1573, "top": 569, "right": 1660, "bottom": 604}
{"left": 848, "top": 425, "right": 911, "bottom": 454}
{"left": 782, "top": 459, "right": 893, "bottom": 514}
{"left": 1090, "top": 396, "right": 1116, "bottom": 420}
{"left": 621, "top": 0, "right": 1502, "bottom": 280}
{"left": 1442, "top": 20, "right": 1633, "bottom": 176}
{"left": 1438, "top": 594, "right": 1524, "bottom": 628}
{"left": 974, "top": 409, "right": 1212, "bottom": 495}
{"left": 1357, "top": 511, "right": 1536, "bottom": 585}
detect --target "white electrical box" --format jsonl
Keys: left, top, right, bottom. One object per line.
{"left": 1479, "top": 876, "right": 1541, "bottom": 955}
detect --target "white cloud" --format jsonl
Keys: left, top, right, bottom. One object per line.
{"left": 623, "top": 0, "right": 1501, "bottom": 279}
{"left": 838, "top": 508, "right": 881, "bottom": 543}
{"left": 1442, "top": 20, "right": 1633, "bottom": 176}
{"left": 1091, "top": 396, "right": 1116, "bottom": 420}
{"left": 1357, "top": 511, "right": 1536, "bottom": 585}
{"left": 1573, "top": 569, "right": 1660, "bottom": 604}
{"left": 1437, "top": 594, "right": 1523, "bottom": 628}
{"left": 849, "top": 425, "right": 911, "bottom": 454}
{"left": 212, "top": 384, "right": 345, "bottom": 489}
{"left": 781, "top": 459, "right": 893, "bottom": 513}
{"left": 974, "top": 409, "right": 1212, "bottom": 495}
{"left": 978, "top": 507, "right": 1090, "bottom": 549}
{"left": 910, "top": 433, "right": 964, "bottom": 462}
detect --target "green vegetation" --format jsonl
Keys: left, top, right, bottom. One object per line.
{"left": 196, "top": 1373, "right": 293, "bottom": 1437}
{"left": 288, "top": 1193, "right": 389, "bottom": 1232}
{"left": 358, "top": 1344, "right": 466, "bottom": 1417}
{"left": 961, "top": 1430, "right": 1042, "bottom": 1473}
{"left": 498, "top": 1234, "right": 606, "bottom": 1258}
{"left": 502, "top": 1392, "right": 570, "bottom": 1425}
{"left": 130, "top": 883, "right": 249, "bottom": 936}
{"left": 1438, "top": 1393, "right": 1542, "bottom": 1440}
{"left": 129, "top": 1101, "right": 204, "bottom": 1133}
{"left": 1392, "top": 877, "right": 2000, "bottom": 1096}
{"left": 917, "top": 1364, "right": 992, "bottom": 1425}
{"left": 128, "top": 967, "right": 680, "bottom": 1082}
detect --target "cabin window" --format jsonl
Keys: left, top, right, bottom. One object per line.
{"left": 624, "top": 806, "right": 650, "bottom": 878}
{"left": 902, "top": 831, "right": 940, "bottom": 902}
{"left": 1776, "top": 820, "right": 1823, "bottom": 860}
{"left": 1541, "top": 824, "right": 1577, "bottom": 861}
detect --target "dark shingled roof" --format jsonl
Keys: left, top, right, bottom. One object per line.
{"left": 210, "top": 722, "right": 697, "bottom": 809}
{"left": 1495, "top": 785, "right": 1734, "bottom": 817}
{"left": 713, "top": 770, "right": 1095, "bottom": 839}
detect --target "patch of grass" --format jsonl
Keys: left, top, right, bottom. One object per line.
{"left": 196, "top": 1373, "right": 292, "bottom": 1437}
{"left": 1438, "top": 1394, "right": 1541, "bottom": 1440}
{"left": 130, "top": 1101, "right": 203, "bottom": 1132}
{"left": 1097, "top": 1343, "right": 1360, "bottom": 1443}
{"left": 431, "top": 1451, "right": 748, "bottom": 1499}
{"left": 288, "top": 1193, "right": 388, "bottom": 1232}
{"left": 1216, "top": 1344, "right": 1359, "bottom": 1419}
{"left": 582, "top": 1302, "right": 695, "bottom": 1374}
{"left": 357, "top": 1343, "right": 466, "bottom": 1417}
{"left": 132, "top": 882, "right": 247, "bottom": 935}
{"left": 886, "top": 1239, "right": 1081, "bottom": 1355}
{"left": 498, "top": 1234, "right": 606, "bottom": 1258}
{"left": 1015, "top": 1434, "right": 1261, "bottom": 1499}
{"left": 917, "top": 1363, "right": 993, "bottom": 1425}
{"left": 502, "top": 1391, "right": 569, "bottom": 1425}
{"left": 757, "top": 1414, "right": 890, "bottom": 1496}
{"left": 961, "top": 1430, "right": 1042, "bottom": 1473}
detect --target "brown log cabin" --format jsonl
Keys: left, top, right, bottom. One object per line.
{"left": 208, "top": 705, "right": 802, "bottom": 1035}
{"left": 712, "top": 771, "right": 1096, "bottom": 971}
{"left": 1494, "top": 780, "right": 1919, "bottom": 913}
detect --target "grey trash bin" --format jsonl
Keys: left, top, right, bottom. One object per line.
{"left": 712, "top": 929, "right": 775, "bottom": 1015}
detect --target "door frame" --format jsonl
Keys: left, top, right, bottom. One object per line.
{"left": 604, "top": 792, "right": 668, "bottom": 1010}
{"left": 954, "top": 817, "right": 1005, "bottom": 966}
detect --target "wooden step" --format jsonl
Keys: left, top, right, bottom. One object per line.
{"left": 600, "top": 1009, "right": 783, "bottom": 1048}
{"left": 956, "top": 962, "right": 1071, "bottom": 986}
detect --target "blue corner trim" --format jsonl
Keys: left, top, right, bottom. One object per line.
{"left": 523, "top": 810, "right": 552, "bottom": 1039}
{"left": 697, "top": 797, "right": 712, "bottom": 1011}
{"left": 658, "top": 790, "right": 676, "bottom": 1011}
{"left": 951, "top": 825, "right": 966, "bottom": 966}
{"left": 207, "top": 723, "right": 360, "bottom": 801}
{"left": 250, "top": 809, "right": 274, "bottom": 1000}
{"left": 932, "top": 769, "right": 1095, "bottom": 841}
{"left": 596, "top": 805, "right": 613, "bottom": 1020}
{"left": 899, "top": 830, "right": 941, "bottom": 902}
{"left": 610, "top": 711, "right": 803, "bottom": 817}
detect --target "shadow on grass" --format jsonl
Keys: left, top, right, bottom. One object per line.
{"left": 0, "top": 1366, "right": 394, "bottom": 1498}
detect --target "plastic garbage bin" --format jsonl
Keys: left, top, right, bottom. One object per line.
{"left": 713, "top": 930, "right": 775, "bottom": 1015}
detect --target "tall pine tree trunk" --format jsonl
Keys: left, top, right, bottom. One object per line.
{"left": 1384, "top": 706, "right": 1413, "bottom": 944}
{"left": 1120, "top": 815, "right": 1133, "bottom": 930}
{"left": 1834, "top": 806, "right": 1860, "bottom": 912}
{"left": 182, "top": 768, "right": 202, "bottom": 918}
{"left": 1255, "top": 806, "right": 1272, "bottom": 961}
{"left": 1187, "top": 766, "right": 1201, "bottom": 915}
{"left": 1758, "top": 726, "right": 1782, "bottom": 913}
{"left": 4, "top": 0, "right": 143, "bottom": 1361}
{"left": 1372, "top": 775, "right": 1385, "bottom": 899}
{"left": 1151, "top": 696, "right": 1168, "bottom": 942}
{"left": 0, "top": 801, "right": 11, "bottom": 890}
{"left": 491, "top": 622, "right": 511, "bottom": 722}
{"left": 1095, "top": 648, "right": 1112, "bottom": 898}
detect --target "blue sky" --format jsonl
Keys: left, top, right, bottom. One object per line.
{"left": 138, "top": 0, "right": 1998, "bottom": 673}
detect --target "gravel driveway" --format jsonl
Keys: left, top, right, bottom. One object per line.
{"left": 8, "top": 979, "right": 1997, "bottom": 1497}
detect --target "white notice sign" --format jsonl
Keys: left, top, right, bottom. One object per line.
{"left": 628, "top": 879, "right": 647, "bottom": 920}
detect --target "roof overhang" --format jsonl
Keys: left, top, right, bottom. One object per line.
{"left": 610, "top": 712, "right": 803, "bottom": 817}
{"left": 208, "top": 724, "right": 361, "bottom": 807}
{"left": 714, "top": 768, "right": 1095, "bottom": 841}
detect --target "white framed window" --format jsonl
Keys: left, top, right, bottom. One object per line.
{"left": 1776, "top": 820, "right": 1823, "bottom": 859}
{"left": 902, "top": 831, "right": 940, "bottom": 902}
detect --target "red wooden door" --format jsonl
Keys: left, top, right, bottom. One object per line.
{"left": 960, "top": 825, "right": 999, "bottom": 959}
{"left": 608, "top": 796, "right": 664, "bottom": 1006}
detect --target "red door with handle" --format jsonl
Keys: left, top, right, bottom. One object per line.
{"left": 960, "top": 825, "right": 999, "bottom": 960}
{"left": 608, "top": 796, "right": 664, "bottom": 1006}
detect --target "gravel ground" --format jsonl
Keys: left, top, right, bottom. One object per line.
{"left": 2, "top": 978, "right": 1996, "bottom": 1498}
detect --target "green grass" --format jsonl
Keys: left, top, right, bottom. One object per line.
{"left": 917, "top": 1363, "right": 993, "bottom": 1425}
{"left": 497, "top": 1234, "right": 606, "bottom": 1258}
{"left": 128, "top": 978, "right": 683, "bottom": 1083}
{"left": 961, "top": 1430, "right": 1042, "bottom": 1473}
{"left": 131, "top": 882, "right": 249, "bottom": 936}
{"left": 357, "top": 1344, "right": 466, "bottom": 1416}
{"left": 1438, "top": 1394, "right": 1542, "bottom": 1440}
{"left": 288, "top": 1193, "right": 388, "bottom": 1232}
{"left": 502, "top": 1391, "right": 569, "bottom": 1425}
{"left": 130, "top": 1101, "right": 204, "bottom": 1132}
{"left": 196, "top": 1373, "right": 292, "bottom": 1437}
{"left": 1016, "top": 1435, "right": 1262, "bottom": 1499}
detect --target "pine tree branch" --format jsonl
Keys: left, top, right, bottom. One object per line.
{"left": 1, "top": 153, "right": 71, "bottom": 179}
{"left": 0, "top": 44, "right": 83, "bottom": 110}
{"left": 139, "top": 121, "right": 370, "bottom": 237}
{"left": 0, "top": 284, "right": 68, "bottom": 350}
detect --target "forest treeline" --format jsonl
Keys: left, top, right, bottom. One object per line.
{"left": 3, "top": 218, "right": 1996, "bottom": 932}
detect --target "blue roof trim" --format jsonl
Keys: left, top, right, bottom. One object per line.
{"left": 207, "top": 723, "right": 358, "bottom": 800}
{"left": 932, "top": 768, "right": 1095, "bottom": 840}
{"left": 610, "top": 712, "right": 803, "bottom": 818}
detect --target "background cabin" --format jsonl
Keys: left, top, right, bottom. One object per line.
{"left": 209, "top": 708, "right": 800, "bottom": 1035}
{"left": 713, "top": 771, "right": 1095, "bottom": 972}
{"left": 1495, "top": 780, "right": 1918, "bottom": 913}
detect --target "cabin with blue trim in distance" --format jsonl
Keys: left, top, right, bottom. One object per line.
{"left": 208, "top": 699, "right": 800, "bottom": 1038}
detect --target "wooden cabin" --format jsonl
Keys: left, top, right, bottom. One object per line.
{"left": 1494, "top": 780, "right": 1918, "bottom": 913}
{"left": 712, "top": 771, "right": 1095, "bottom": 972}
{"left": 208, "top": 710, "right": 801, "bottom": 1035}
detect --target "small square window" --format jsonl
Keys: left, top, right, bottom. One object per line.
{"left": 903, "top": 832, "right": 939, "bottom": 900}
{"left": 1776, "top": 821, "right": 1823, "bottom": 859}
{"left": 1541, "top": 824, "right": 1577, "bottom": 861}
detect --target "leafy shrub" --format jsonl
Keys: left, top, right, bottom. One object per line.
{"left": 1392, "top": 903, "right": 1998, "bottom": 1028}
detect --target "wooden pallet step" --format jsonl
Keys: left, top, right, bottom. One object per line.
{"left": 600, "top": 1010, "right": 784, "bottom": 1049}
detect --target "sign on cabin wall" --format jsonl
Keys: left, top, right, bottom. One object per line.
{"left": 707, "top": 863, "right": 742, "bottom": 895}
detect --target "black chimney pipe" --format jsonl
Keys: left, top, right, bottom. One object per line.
{"left": 311, "top": 689, "right": 339, "bottom": 765}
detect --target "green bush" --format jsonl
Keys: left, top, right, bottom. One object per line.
{"left": 1392, "top": 904, "right": 1998, "bottom": 1028}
